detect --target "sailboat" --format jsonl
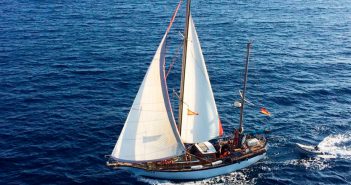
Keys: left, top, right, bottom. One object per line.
{"left": 106, "top": 0, "right": 267, "bottom": 180}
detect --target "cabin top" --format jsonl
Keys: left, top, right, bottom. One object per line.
{"left": 195, "top": 142, "right": 216, "bottom": 155}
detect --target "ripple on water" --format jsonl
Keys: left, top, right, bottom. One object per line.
{"left": 1, "top": 0, "right": 351, "bottom": 184}
{"left": 318, "top": 132, "right": 351, "bottom": 159}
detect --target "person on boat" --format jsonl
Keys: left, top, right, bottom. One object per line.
{"left": 220, "top": 149, "right": 230, "bottom": 158}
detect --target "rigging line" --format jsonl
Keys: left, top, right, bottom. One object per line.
{"left": 238, "top": 89, "right": 270, "bottom": 109}
{"left": 166, "top": 42, "right": 183, "bottom": 79}
{"left": 178, "top": 31, "right": 184, "bottom": 39}
{"left": 163, "top": 0, "right": 183, "bottom": 78}
{"left": 165, "top": 0, "right": 183, "bottom": 35}
{"left": 239, "top": 90, "right": 255, "bottom": 106}
{"left": 172, "top": 89, "right": 190, "bottom": 108}
{"left": 163, "top": 0, "right": 183, "bottom": 75}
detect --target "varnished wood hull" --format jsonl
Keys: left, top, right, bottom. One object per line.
{"left": 118, "top": 152, "right": 266, "bottom": 180}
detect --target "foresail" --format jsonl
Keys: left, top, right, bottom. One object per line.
{"left": 181, "top": 15, "right": 223, "bottom": 143}
{"left": 111, "top": 34, "right": 185, "bottom": 162}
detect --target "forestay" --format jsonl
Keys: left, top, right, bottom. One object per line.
{"left": 111, "top": 33, "right": 185, "bottom": 162}
{"left": 180, "top": 15, "right": 223, "bottom": 143}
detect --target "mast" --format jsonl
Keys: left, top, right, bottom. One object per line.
{"left": 239, "top": 42, "right": 252, "bottom": 133}
{"left": 178, "top": 0, "right": 191, "bottom": 134}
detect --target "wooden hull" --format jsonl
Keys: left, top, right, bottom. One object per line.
{"left": 118, "top": 152, "right": 266, "bottom": 180}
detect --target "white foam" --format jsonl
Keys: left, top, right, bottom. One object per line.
{"left": 136, "top": 176, "right": 173, "bottom": 185}
{"left": 137, "top": 171, "right": 254, "bottom": 185}
{"left": 285, "top": 158, "right": 330, "bottom": 170}
{"left": 318, "top": 132, "right": 351, "bottom": 159}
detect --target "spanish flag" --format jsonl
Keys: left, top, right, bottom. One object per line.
{"left": 187, "top": 109, "right": 199, "bottom": 116}
{"left": 260, "top": 107, "right": 271, "bottom": 116}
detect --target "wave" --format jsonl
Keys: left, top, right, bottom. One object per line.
{"left": 137, "top": 171, "right": 254, "bottom": 185}
{"left": 318, "top": 132, "right": 351, "bottom": 159}
{"left": 285, "top": 158, "right": 330, "bottom": 170}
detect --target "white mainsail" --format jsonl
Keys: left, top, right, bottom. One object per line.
{"left": 111, "top": 34, "right": 185, "bottom": 162}
{"left": 181, "top": 15, "right": 223, "bottom": 143}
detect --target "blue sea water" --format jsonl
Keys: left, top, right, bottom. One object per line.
{"left": 1, "top": 0, "right": 351, "bottom": 184}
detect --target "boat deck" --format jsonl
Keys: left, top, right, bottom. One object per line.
{"left": 107, "top": 135, "right": 267, "bottom": 172}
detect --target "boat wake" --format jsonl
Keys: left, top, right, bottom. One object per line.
{"left": 318, "top": 132, "right": 351, "bottom": 159}
{"left": 287, "top": 132, "right": 351, "bottom": 170}
{"left": 285, "top": 158, "right": 330, "bottom": 170}
{"left": 137, "top": 171, "right": 255, "bottom": 185}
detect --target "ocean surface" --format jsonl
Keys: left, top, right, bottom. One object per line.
{"left": 1, "top": 0, "right": 351, "bottom": 184}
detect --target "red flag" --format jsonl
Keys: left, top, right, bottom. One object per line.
{"left": 218, "top": 118, "right": 224, "bottom": 136}
{"left": 260, "top": 107, "right": 271, "bottom": 116}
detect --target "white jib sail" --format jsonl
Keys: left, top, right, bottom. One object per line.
{"left": 111, "top": 34, "right": 185, "bottom": 162}
{"left": 181, "top": 15, "right": 222, "bottom": 143}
